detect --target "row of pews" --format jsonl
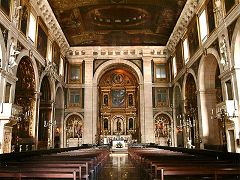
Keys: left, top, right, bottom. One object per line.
{"left": 129, "top": 146, "right": 240, "bottom": 180}
{"left": 0, "top": 146, "right": 110, "bottom": 180}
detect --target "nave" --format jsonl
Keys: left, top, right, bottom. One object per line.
{"left": 0, "top": 145, "right": 239, "bottom": 180}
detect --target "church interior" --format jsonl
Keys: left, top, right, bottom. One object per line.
{"left": 0, "top": 0, "right": 240, "bottom": 179}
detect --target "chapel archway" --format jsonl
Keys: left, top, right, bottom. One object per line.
{"left": 199, "top": 54, "right": 223, "bottom": 150}
{"left": 97, "top": 65, "right": 139, "bottom": 144}
{"left": 12, "top": 56, "right": 36, "bottom": 152}
{"left": 38, "top": 76, "right": 52, "bottom": 149}
{"left": 184, "top": 73, "right": 199, "bottom": 148}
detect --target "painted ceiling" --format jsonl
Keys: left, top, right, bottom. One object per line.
{"left": 47, "top": 0, "right": 187, "bottom": 46}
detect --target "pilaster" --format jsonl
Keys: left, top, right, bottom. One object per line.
{"left": 142, "top": 57, "right": 154, "bottom": 143}
{"left": 83, "top": 57, "right": 94, "bottom": 144}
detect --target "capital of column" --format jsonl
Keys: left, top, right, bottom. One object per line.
{"left": 142, "top": 57, "right": 153, "bottom": 62}
{"left": 84, "top": 57, "right": 94, "bottom": 63}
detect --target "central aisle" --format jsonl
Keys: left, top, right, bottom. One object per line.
{"left": 98, "top": 152, "right": 143, "bottom": 180}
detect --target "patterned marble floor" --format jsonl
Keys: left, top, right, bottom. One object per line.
{"left": 98, "top": 152, "right": 144, "bottom": 180}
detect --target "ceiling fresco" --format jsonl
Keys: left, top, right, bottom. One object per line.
{"left": 47, "top": 0, "right": 187, "bottom": 46}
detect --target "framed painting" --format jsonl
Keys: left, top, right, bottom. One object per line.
{"left": 0, "top": 0, "right": 10, "bottom": 16}
{"left": 207, "top": 0, "right": 215, "bottom": 34}
{"left": 37, "top": 17, "right": 48, "bottom": 58}
{"left": 188, "top": 16, "right": 199, "bottom": 58}
{"left": 111, "top": 89, "right": 125, "bottom": 108}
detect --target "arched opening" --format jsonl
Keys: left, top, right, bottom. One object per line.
{"left": 97, "top": 65, "right": 139, "bottom": 145}
{"left": 199, "top": 54, "right": 223, "bottom": 150}
{"left": 185, "top": 73, "right": 199, "bottom": 148}
{"left": 174, "top": 85, "right": 184, "bottom": 147}
{"left": 154, "top": 114, "right": 171, "bottom": 146}
{"left": 38, "top": 76, "right": 51, "bottom": 149}
{"left": 12, "top": 56, "right": 36, "bottom": 152}
{"left": 65, "top": 115, "right": 83, "bottom": 147}
{"left": 54, "top": 87, "right": 64, "bottom": 148}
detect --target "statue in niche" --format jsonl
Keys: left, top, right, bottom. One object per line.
{"left": 129, "top": 94, "right": 133, "bottom": 106}
{"left": 12, "top": 0, "right": 22, "bottom": 28}
{"left": 8, "top": 37, "right": 20, "bottom": 70}
{"left": 117, "top": 120, "right": 121, "bottom": 132}
{"left": 214, "top": 0, "right": 223, "bottom": 25}
{"left": 103, "top": 94, "right": 108, "bottom": 106}
{"left": 219, "top": 35, "right": 228, "bottom": 66}
{"left": 75, "top": 122, "right": 82, "bottom": 138}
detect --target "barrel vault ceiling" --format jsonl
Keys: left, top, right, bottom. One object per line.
{"left": 47, "top": 0, "right": 187, "bottom": 46}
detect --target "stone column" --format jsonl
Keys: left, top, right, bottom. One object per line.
{"left": 84, "top": 58, "right": 94, "bottom": 144}
{"left": 142, "top": 57, "right": 154, "bottom": 143}
{"left": 34, "top": 91, "right": 41, "bottom": 150}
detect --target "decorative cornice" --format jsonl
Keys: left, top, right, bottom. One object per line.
{"left": 166, "top": 0, "right": 198, "bottom": 53}
{"left": 66, "top": 46, "right": 167, "bottom": 60}
{"left": 31, "top": 0, "right": 70, "bottom": 54}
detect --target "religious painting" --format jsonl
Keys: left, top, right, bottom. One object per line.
{"left": 20, "top": 1, "right": 29, "bottom": 35}
{"left": 37, "top": 18, "right": 48, "bottom": 58}
{"left": 207, "top": 0, "right": 215, "bottom": 35}
{"left": 153, "top": 87, "right": 168, "bottom": 107}
{"left": 111, "top": 89, "right": 125, "bottom": 108}
{"left": 0, "top": 24, "right": 8, "bottom": 48}
{"left": 0, "top": 0, "right": 10, "bottom": 16}
{"left": 175, "top": 41, "right": 183, "bottom": 72}
{"left": 52, "top": 41, "right": 60, "bottom": 71}
{"left": 224, "top": 0, "right": 236, "bottom": 14}
{"left": 188, "top": 16, "right": 199, "bottom": 58}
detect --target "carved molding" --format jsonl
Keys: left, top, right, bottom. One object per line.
{"left": 66, "top": 46, "right": 167, "bottom": 60}
{"left": 166, "top": 0, "right": 198, "bottom": 53}
{"left": 30, "top": 0, "right": 70, "bottom": 54}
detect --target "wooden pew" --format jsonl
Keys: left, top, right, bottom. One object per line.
{"left": 0, "top": 147, "right": 110, "bottom": 180}
{"left": 128, "top": 147, "right": 240, "bottom": 180}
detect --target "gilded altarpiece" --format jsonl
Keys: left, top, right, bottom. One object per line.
{"left": 154, "top": 114, "right": 171, "bottom": 146}
{"left": 98, "top": 68, "right": 139, "bottom": 144}
{"left": 66, "top": 115, "right": 83, "bottom": 147}
{"left": 12, "top": 57, "right": 36, "bottom": 151}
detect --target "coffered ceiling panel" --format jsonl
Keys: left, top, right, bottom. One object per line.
{"left": 47, "top": 0, "right": 187, "bottom": 46}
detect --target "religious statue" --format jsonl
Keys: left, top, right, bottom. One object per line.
{"left": 214, "top": 0, "right": 223, "bottom": 26}
{"left": 8, "top": 37, "right": 20, "bottom": 70}
{"left": 219, "top": 35, "right": 228, "bottom": 66}
{"left": 103, "top": 94, "right": 108, "bottom": 106}
{"left": 12, "top": 0, "right": 22, "bottom": 28}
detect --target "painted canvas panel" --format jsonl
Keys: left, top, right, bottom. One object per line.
{"left": 175, "top": 41, "right": 183, "bottom": 72}
{"left": 0, "top": 0, "right": 10, "bottom": 16}
{"left": 225, "top": 0, "right": 235, "bottom": 14}
{"left": 112, "top": 89, "right": 125, "bottom": 108}
{"left": 188, "top": 17, "right": 199, "bottom": 58}
{"left": 207, "top": 0, "right": 215, "bottom": 34}
{"left": 20, "top": 5, "right": 28, "bottom": 35}
{"left": 37, "top": 22, "right": 48, "bottom": 58}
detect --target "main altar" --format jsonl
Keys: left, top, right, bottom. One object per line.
{"left": 100, "top": 135, "right": 131, "bottom": 151}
